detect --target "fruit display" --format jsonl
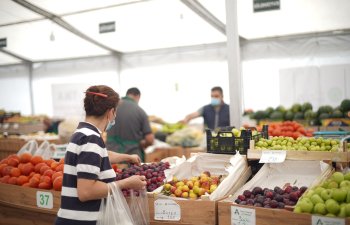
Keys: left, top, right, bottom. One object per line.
{"left": 115, "top": 161, "right": 170, "bottom": 195}
{"left": 165, "top": 127, "right": 203, "bottom": 147}
{"left": 294, "top": 171, "right": 350, "bottom": 217}
{"left": 234, "top": 184, "right": 307, "bottom": 208}
{"left": 160, "top": 171, "right": 223, "bottom": 200}
{"left": 262, "top": 121, "right": 314, "bottom": 139}
{"left": 0, "top": 153, "right": 63, "bottom": 191}
{"left": 255, "top": 136, "right": 341, "bottom": 151}
{"left": 247, "top": 99, "right": 350, "bottom": 125}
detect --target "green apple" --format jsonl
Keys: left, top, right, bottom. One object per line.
{"left": 325, "top": 213, "right": 336, "bottom": 217}
{"left": 314, "top": 202, "right": 327, "bottom": 215}
{"left": 321, "top": 189, "right": 333, "bottom": 201}
{"left": 338, "top": 205, "right": 347, "bottom": 218}
{"left": 305, "top": 189, "right": 315, "bottom": 198}
{"left": 340, "top": 180, "right": 350, "bottom": 189}
{"left": 327, "top": 181, "right": 339, "bottom": 189}
{"left": 314, "top": 187, "right": 325, "bottom": 196}
{"left": 311, "top": 194, "right": 324, "bottom": 204}
{"left": 345, "top": 203, "right": 350, "bottom": 217}
{"left": 299, "top": 198, "right": 314, "bottom": 213}
{"left": 325, "top": 199, "right": 340, "bottom": 215}
{"left": 293, "top": 206, "right": 302, "bottom": 213}
{"left": 332, "top": 172, "right": 344, "bottom": 184}
{"left": 332, "top": 188, "right": 347, "bottom": 203}
{"left": 346, "top": 190, "right": 350, "bottom": 203}
{"left": 344, "top": 172, "right": 350, "bottom": 181}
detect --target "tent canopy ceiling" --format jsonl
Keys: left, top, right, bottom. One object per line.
{"left": 0, "top": 0, "right": 349, "bottom": 65}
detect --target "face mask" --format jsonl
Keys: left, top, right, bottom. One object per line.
{"left": 211, "top": 98, "right": 221, "bottom": 106}
{"left": 106, "top": 119, "right": 115, "bottom": 131}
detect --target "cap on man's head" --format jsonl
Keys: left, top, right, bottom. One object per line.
{"left": 126, "top": 87, "right": 141, "bottom": 96}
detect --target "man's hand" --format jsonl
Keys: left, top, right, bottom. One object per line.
{"left": 128, "top": 154, "right": 141, "bottom": 165}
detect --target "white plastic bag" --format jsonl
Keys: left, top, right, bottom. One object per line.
{"left": 35, "top": 141, "right": 56, "bottom": 159}
{"left": 97, "top": 182, "right": 135, "bottom": 225}
{"left": 129, "top": 189, "right": 150, "bottom": 225}
{"left": 17, "top": 140, "right": 38, "bottom": 155}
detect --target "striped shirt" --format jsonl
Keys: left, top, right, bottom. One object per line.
{"left": 55, "top": 122, "right": 116, "bottom": 225}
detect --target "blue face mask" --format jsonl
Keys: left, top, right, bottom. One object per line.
{"left": 211, "top": 98, "right": 221, "bottom": 106}
{"left": 106, "top": 119, "right": 115, "bottom": 131}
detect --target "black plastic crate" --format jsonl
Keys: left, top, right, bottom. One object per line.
{"left": 206, "top": 125, "right": 268, "bottom": 155}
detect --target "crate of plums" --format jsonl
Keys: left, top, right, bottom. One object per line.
{"left": 217, "top": 160, "right": 333, "bottom": 225}
{"left": 206, "top": 125, "right": 268, "bottom": 155}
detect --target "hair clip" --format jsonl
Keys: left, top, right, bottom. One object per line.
{"left": 85, "top": 91, "right": 108, "bottom": 98}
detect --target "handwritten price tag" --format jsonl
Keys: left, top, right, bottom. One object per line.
{"left": 154, "top": 199, "right": 181, "bottom": 221}
{"left": 36, "top": 191, "right": 53, "bottom": 209}
{"left": 231, "top": 206, "right": 256, "bottom": 225}
{"left": 259, "top": 150, "right": 286, "bottom": 163}
{"left": 312, "top": 215, "right": 345, "bottom": 225}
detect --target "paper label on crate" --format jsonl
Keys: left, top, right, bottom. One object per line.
{"left": 154, "top": 199, "right": 181, "bottom": 221}
{"left": 312, "top": 216, "right": 345, "bottom": 225}
{"left": 36, "top": 191, "right": 53, "bottom": 209}
{"left": 259, "top": 150, "right": 286, "bottom": 163}
{"left": 231, "top": 206, "right": 256, "bottom": 225}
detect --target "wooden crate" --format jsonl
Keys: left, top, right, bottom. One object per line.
{"left": 148, "top": 166, "right": 251, "bottom": 225}
{"left": 218, "top": 201, "right": 350, "bottom": 225}
{"left": 248, "top": 149, "right": 348, "bottom": 162}
{"left": 0, "top": 183, "right": 60, "bottom": 225}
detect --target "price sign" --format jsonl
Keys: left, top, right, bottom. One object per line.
{"left": 259, "top": 150, "right": 286, "bottom": 163}
{"left": 154, "top": 199, "right": 181, "bottom": 221}
{"left": 52, "top": 144, "right": 67, "bottom": 159}
{"left": 36, "top": 191, "right": 53, "bottom": 209}
{"left": 312, "top": 215, "right": 345, "bottom": 225}
{"left": 231, "top": 206, "right": 256, "bottom": 225}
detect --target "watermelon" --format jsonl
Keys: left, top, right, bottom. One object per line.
{"left": 304, "top": 110, "right": 317, "bottom": 120}
{"left": 275, "top": 105, "right": 286, "bottom": 113}
{"left": 270, "top": 111, "right": 284, "bottom": 120}
{"left": 301, "top": 102, "right": 313, "bottom": 112}
{"left": 317, "top": 105, "right": 333, "bottom": 115}
{"left": 284, "top": 111, "right": 294, "bottom": 121}
{"left": 254, "top": 110, "right": 268, "bottom": 120}
{"left": 265, "top": 107, "right": 274, "bottom": 116}
{"left": 291, "top": 103, "right": 302, "bottom": 113}
{"left": 331, "top": 110, "right": 343, "bottom": 118}
{"left": 319, "top": 113, "right": 330, "bottom": 120}
{"left": 340, "top": 99, "right": 350, "bottom": 113}
{"left": 293, "top": 112, "right": 304, "bottom": 120}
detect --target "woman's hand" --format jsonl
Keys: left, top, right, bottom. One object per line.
{"left": 117, "top": 175, "right": 147, "bottom": 190}
{"left": 128, "top": 154, "right": 141, "bottom": 165}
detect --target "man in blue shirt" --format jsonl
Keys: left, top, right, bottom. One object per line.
{"left": 182, "top": 86, "right": 230, "bottom": 130}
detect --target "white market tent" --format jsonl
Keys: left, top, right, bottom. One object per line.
{"left": 0, "top": 0, "right": 350, "bottom": 124}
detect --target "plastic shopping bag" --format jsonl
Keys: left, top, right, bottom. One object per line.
{"left": 97, "top": 182, "right": 135, "bottom": 225}
{"left": 35, "top": 141, "right": 55, "bottom": 159}
{"left": 17, "top": 140, "right": 38, "bottom": 155}
{"left": 129, "top": 189, "right": 150, "bottom": 225}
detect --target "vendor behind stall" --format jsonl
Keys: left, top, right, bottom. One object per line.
{"left": 106, "top": 87, "right": 154, "bottom": 162}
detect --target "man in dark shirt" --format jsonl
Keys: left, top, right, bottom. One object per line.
{"left": 106, "top": 87, "right": 154, "bottom": 162}
{"left": 182, "top": 86, "right": 230, "bottom": 130}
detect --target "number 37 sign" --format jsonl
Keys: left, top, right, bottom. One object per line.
{"left": 36, "top": 191, "right": 53, "bottom": 209}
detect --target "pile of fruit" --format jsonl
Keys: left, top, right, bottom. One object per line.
{"left": 255, "top": 136, "right": 341, "bottom": 151}
{"left": 264, "top": 121, "right": 314, "bottom": 139}
{"left": 115, "top": 162, "right": 170, "bottom": 196}
{"left": 234, "top": 184, "right": 307, "bottom": 209}
{"left": 0, "top": 153, "right": 63, "bottom": 191}
{"left": 294, "top": 171, "right": 350, "bottom": 217}
{"left": 161, "top": 171, "right": 222, "bottom": 200}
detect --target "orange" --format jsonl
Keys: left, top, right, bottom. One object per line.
{"left": 55, "top": 164, "right": 64, "bottom": 172}
{"left": 8, "top": 177, "right": 17, "bottom": 185}
{"left": 40, "top": 165, "right": 51, "bottom": 175}
{"left": 10, "top": 168, "right": 21, "bottom": 177}
{"left": 50, "top": 161, "right": 59, "bottom": 170}
{"left": 44, "top": 159, "right": 56, "bottom": 167}
{"left": 43, "top": 169, "right": 54, "bottom": 178}
{"left": 0, "top": 175, "right": 10, "bottom": 183}
{"left": 21, "top": 163, "right": 34, "bottom": 176}
{"left": 40, "top": 175, "right": 51, "bottom": 184}
{"left": 0, "top": 164, "right": 7, "bottom": 175}
{"left": 19, "top": 153, "right": 32, "bottom": 163}
{"left": 30, "top": 155, "right": 43, "bottom": 165}
{"left": 34, "top": 162, "right": 47, "bottom": 173}
{"left": 1, "top": 166, "right": 13, "bottom": 176}
{"left": 0, "top": 158, "right": 8, "bottom": 165}
{"left": 59, "top": 158, "right": 64, "bottom": 164}
{"left": 38, "top": 182, "right": 52, "bottom": 190}
{"left": 22, "top": 182, "right": 30, "bottom": 187}
{"left": 52, "top": 171, "right": 63, "bottom": 182}
{"left": 53, "top": 176, "right": 63, "bottom": 191}
{"left": 29, "top": 177, "right": 40, "bottom": 188}
{"left": 7, "top": 158, "right": 19, "bottom": 167}
{"left": 17, "top": 175, "right": 29, "bottom": 185}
